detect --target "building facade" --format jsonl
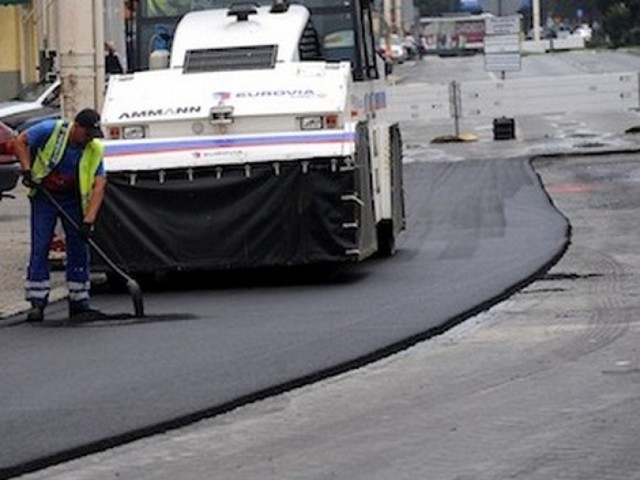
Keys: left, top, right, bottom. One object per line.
{"left": 0, "top": 0, "right": 126, "bottom": 102}
{"left": 0, "top": 2, "right": 38, "bottom": 100}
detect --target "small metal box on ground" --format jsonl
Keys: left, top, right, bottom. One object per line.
{"left": 493, "top": 117, "right": 515, "bottom": 140}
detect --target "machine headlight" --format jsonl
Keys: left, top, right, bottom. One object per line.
{"left": 122, "top": 125, "right": 146, "bottom": 139}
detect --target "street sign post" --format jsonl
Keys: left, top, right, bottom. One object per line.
{"left": 485, "top": 15, "right": 521, "bottom": 35}
{"left": 484, "top": 15, "right": 522, "bottom": 78}
{"left": 484, "top": 35, "right": 521, "bottom": 72}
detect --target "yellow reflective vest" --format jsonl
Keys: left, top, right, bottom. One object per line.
{"left": 30, "top": 120, "right": 104, "bottom": 214}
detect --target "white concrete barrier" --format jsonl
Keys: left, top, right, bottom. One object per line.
{"left": 460, "top": 72, "right": 639, "bottom": 117}
{"left": 386, "top": 72, "right": 640, "bottom": 123}
{"left": 521, "top": 40, "right": 549, "bottom": 54}
{"left": 550, "top": 35, "right": 585, "bottom": 51}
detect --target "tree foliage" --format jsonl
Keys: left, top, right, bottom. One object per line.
{"left": 599, "top": 1, "right": 640, "bottom": 46}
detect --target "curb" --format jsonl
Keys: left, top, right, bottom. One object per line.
{"left": 531, "top": 144, "right": 640, "bottom": 161}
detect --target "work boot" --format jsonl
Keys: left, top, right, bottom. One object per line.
{"left": 26, "top": 306, "right": 44, "bottom": 323}
{"left": 68, "top": 306, "right": 108, "bottom": 323}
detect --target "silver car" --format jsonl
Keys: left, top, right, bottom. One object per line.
{"left": 0, "top": 80, "right": 60, "bottom": 126}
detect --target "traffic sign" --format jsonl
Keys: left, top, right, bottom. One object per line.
{"left": 484, "top": 15, "right": 522, "bottom": 73}
{"left": 486, "top": 15, "right": 521, "bottom": 35}
{"left": 484, "top": 34, "right": 520, "bottom": 54}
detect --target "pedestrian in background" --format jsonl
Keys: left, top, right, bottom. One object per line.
{"left": 105, "top": 41, "right": 125, "bottom": 76}
{"left": 14, "top": 109, "right": 107, "bottom": 322}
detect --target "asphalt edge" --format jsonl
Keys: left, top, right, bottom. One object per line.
{"left": 0, "top": 156, "right": 574, "bottom": 480}
{"left": 2, "top": 145, "right": 639, "bottom": 478}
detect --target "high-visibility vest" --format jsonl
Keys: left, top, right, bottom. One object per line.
{"left": 30, "top": 120, "right": 104, "bottom": 214}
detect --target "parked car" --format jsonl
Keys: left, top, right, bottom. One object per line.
{"left": 0, "top": 121, "right": 19, "bottom": 198}
{"left": 0, "top": 79, "right": 60, "bottom": 131}
{"left": 379, "top": 34, "right": 407, "bottom": 64}
{"left": 2, "top": 104, "right": 60, "bottom": 131}
{"left": 403, "top": 34, "right": 420, "bottom": 60}
{"left": 573, "top": 24, "right": 593, "bottom": 42}
{"left": 526, "top": 26, "right": 558, "bottom": 40}
{"left": 7, "top": 105, "right": 61, "bottom": 132}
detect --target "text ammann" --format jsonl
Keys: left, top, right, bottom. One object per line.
{"left": 119, "top": 106, "right": 201, "bottom": 120}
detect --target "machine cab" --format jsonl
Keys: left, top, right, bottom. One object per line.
{"left": 137, "top": 0, "right": 381, "bottom": 81}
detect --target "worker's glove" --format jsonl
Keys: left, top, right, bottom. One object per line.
{"left": 78, "top": 222, "right": 95, "bottom": 240}
{"left": 21, "top": 170, "right": 38, "bottom": 189}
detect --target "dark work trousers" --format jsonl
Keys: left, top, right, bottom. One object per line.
{"left": 25, "top": 190, "right": 91, "bottom": 310}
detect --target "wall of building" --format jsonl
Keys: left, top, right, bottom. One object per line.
{"left": 401, "top": 0, "right": 415, "bottom": 33}
{"left": 0, "top": 6, "right": 22, "bottom": 100}
{"left": 0, "top": 0, "right": 126, "bottom": 105}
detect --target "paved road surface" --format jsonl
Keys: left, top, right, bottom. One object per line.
{"left": 3, "top": 50, "right": 640, "bottom": 479}
{"left": 0, "top": 155, "right": 568, "bottom": 478}
{"left": 17, "top": 153, "right": 640, "bottom": 480}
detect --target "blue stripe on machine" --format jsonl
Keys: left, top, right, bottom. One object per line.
{"left": 105, "top": 132, "right": 356, "bottom": 157}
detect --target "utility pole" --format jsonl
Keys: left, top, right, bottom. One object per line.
{"left": 56, "top": 0, "right": 104, "bottom": 119}
{"left": 532, "top": 0, "right": 541, "bottom": 41}
{"left": 382, "top": 0, "right": 392, "bottom": 64}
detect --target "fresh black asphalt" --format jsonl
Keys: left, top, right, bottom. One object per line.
{"left": 0, "top": 158, "right": 569, "bottom": 478}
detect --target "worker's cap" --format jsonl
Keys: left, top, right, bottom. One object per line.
{"left": 74, "top": 108, "right": 103, "bottom": 139}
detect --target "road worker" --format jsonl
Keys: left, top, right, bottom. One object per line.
{"left": 14, "top": 109, "right": 107, "bottom": 322}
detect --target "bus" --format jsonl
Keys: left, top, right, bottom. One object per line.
{"left": 418, "top": 13, "right": 493, "bottom": 56}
